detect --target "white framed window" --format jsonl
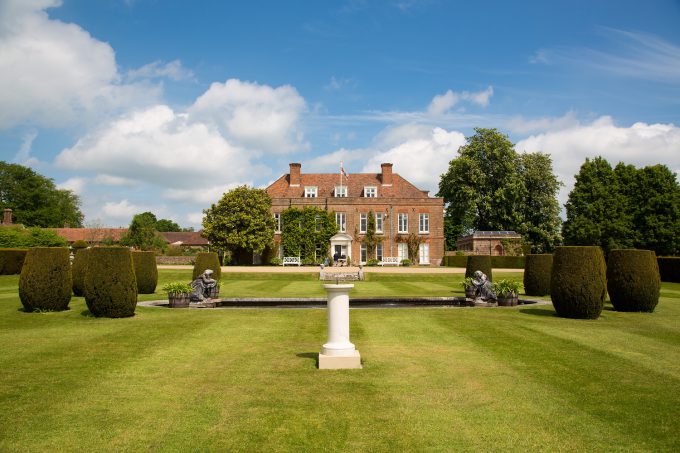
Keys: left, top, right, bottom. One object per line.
{"left": 419, "top": 243, "right": 430, "bottom": 264}
{"left": 274, "top": 213, "right": 281, "bottom": 233}
{"left": 398, "top": 243, "right": 408, "bottom": 262}
{"left": 335, "top": 212, "right": 346, "bottom": 233}
{"left": 335, "top": 186, "right": 347, "bottom": 197}
{"left": 360, "top": 244, "right": 367, "bottom": 264}
{"left": 360, "top": 213, "right": 367, "bottom": 233}
{"left": 419, "top": 213, "right": 430, "bottom": 233}
{"left": 364, "top": 186, "right": 377, "bottom": 198}
{"left": 304, "top": 186, "right": 318, "bottom": 198}
{"left": 376, "top": 213, "right": 383, "bottom": 233}
{"left": 398, "top": 213, "right": 408, "bottom": 233}
{"left": 376, "top": 242, "right": 383, "bottom": 261}
{"left": 315, "top": 244, "right": 323, "bottom": 261}
{"left": 315, "top": 215, "right": 322, "bottom": 232}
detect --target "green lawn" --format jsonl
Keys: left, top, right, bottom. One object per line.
{"left": 1, "top": 270, "right": 679, "bottom": 452}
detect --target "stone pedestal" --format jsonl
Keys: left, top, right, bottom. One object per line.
{"left": 319, "top": 284, "right": 362, "bottom": 369}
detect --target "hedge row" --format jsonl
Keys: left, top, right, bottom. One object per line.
{"left": 658, "top": 257, "right": 680, "bottom": 283}
{"left": 0, "top": 248, "right": 27, "bottom": 275}
{"left": 19, "top": 247, "right": 72, "bottom": 312}
{"left": 443, "top": 255, "right": 525, "bottom": 269}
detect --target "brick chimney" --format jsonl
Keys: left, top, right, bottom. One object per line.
{"left": 380, "top": 163, "right": 393, "bottom": 186}
{"left": 289, "top": 163, "right": 301, "bottom": 187}
{"left": 3, "top": 208, "right": 12, "bottom": 225}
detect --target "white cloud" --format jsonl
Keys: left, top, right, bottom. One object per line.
{"left": 164, "top": 183, "right": 244, "bottom": 205}
{"left": 57, "top": 177, "right": 87, "bottom": 194}
{"left": 505, "top": 111, "right": 580, "bottom": 134}
{"left": 127, "top": 60, "right": 194, "bottom": 82}
{"left": 188, "top": 79, "right": 308, "bottom": 153}
{"left": 93, "top": 174, "right": 139, "bottom": 186}
{"left": 427, "top": 86, "right": 494, "bottom": 115}
{"left": 55, "top": 105, "right": 265, "bottom": 191}
{"left": 0, "top": 0, "right": 159, "bottom": 129}
{"left": 516, "top": 116, "right": 680, "bottom": 209}
{"left": 187, "top": 212, "right": 204, "bottom": 225}
{"left": 13, "top": 130, "right": 40, "bottom": 166}
{"left": 101, "top": 199, "right": 149, "bottom": 220}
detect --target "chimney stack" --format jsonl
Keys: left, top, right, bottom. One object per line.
{"left": 289, "top": 163, "right": 301, "bottom": 187}
{"left": 3, "top": 208, "right": 12, "bottom": 225}
{"left": 380, "top": 163, "right": 393, "bottom": 186}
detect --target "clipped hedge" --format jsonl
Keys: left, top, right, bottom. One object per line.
{"left": 0, "top": 248, "right": 27, "bottom": 275}
{"left": 490, "top": 256, "right": 525, "bottom": 269}
{"left": 607, "top": 249, "right": 660, "bottom": 312}
{"left": 84, "top": 247, "right": 137, "bottom": 318}
{"left": 551, "top": 246, "right": 606, "bottom": 319}
{"left": 71, "top": 248, "right": 89, "bottom": 297}
{"left": 657, "top": 257, "right": 680, "bottom": 283}
{"left": 192, "top": 252, "right": 221, "bottom": 281}
{"left": 443, "top": 255, "right": 468, "bottom": 267}
{"left": 465, "top": 255, "right": 493, "bottom": 281}
{"left": 19, "top": 247, "right": 72, "bottom": 312}
{"left": 132, "top": 251, "right": 158, "bottom": 294}
{"left": 524, "top": 254, "right": 553, "bottom": 296}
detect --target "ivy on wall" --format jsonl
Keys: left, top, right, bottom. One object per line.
{"left": 358, "top": 209, "right": 382, "bottom": 260}
{"left": 280, "top": 207, "right": 338, "bottom": 264}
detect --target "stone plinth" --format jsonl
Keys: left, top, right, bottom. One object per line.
{"left": 319, "top": 284, "right": 361, "bottom": 369}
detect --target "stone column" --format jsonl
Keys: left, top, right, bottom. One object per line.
{"left": 319, "top": 283, "right": 361, "bottom": 369}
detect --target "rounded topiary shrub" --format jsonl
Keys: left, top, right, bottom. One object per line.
{"left": 71, "top": 248, "right": 89, "bottom": 297}
{"left": 84, "top": 247, "right": 137, "bottom": 318}
{"left": 465, "top": 255, "right": 493, "bottom": 281}
{"left": 524, "top": 254, "right": 553, "bottom": 296}
{"left": 550, "top": 246, "right": 606, "bottom": 319}
{"left": 607, "top": 249, "right": 660, "bottom": 312}
{"left": 71, "top": 240, "right": 89, "bottom": 253}
{"left": 192, "top": 252, "right": 221, "bottom": 281}
{"left": 0, "top": 248, "right": 28, "bottom": 275}
{"left": 132, "top": 251, "right": 158, "bottom": 294}
{"left": 19, "top": 247, "right": 72, "bottom": 311}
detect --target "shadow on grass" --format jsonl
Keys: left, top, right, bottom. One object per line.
{"left": 519, "top": 308, "right": 557, "bottom": 317}
{"left": 296, "top": 352, "right": 319, "bottom": 367}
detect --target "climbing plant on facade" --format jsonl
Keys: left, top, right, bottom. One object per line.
{"left": 280, "top": 207, "right": 338, "bottom": 263}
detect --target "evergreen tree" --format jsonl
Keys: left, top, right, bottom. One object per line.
{"left": 120, "top": 212, "right": 166, "bottom": 252}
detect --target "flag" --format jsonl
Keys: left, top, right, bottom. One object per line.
{"left": 340, "top": 162, "right": 348, "bottom": 180}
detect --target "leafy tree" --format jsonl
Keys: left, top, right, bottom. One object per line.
{"left": 0, "top": 161, "right": 83, "bottom": 228}
{"left": 280, "top": 207, "right": 337, "bottom": 263}
{"left": 155, "top": 218, "right": 182, "bottom": 232}
{"left": 0, "top": 226, "right": 68, "bottom": 247}
{"left": 562, "top": 157, "right": 634, "bottom": 254}
{"left": 120, "top": 212, "right": 166, "bottom": 252}
{"left": 202, "top": 186, "right": 276, "bottom": 262}
{"left": 437, "top": 128, "right": 561, "bottom": 252}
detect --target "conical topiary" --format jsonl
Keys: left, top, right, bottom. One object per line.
{"left": 132, "top": 251, "right": 158, "bottom": 294}
{"left": 192, "top": 252, "right": 221, "bottom": 281}
{"left": 72, "top": 248, "right": 89, "bottom": 297}
{"left": 84, "top": 247, "right": 137, "bottom": 318}
{"left": 19, "top": 247, "right": 72, "bottom": 311}
{"left": 607, "top": 249, "right": 660, "bottom": 312}
{"left": 465, "top": 255, "right": 493, "bottom": 282}
{"left": 524, "top": 254, "right": 553, "bottom": 296}
{"left": 551, "top": 246, "right": 606, "bottom": 319}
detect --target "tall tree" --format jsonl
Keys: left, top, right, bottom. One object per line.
{"left": 155, "top": 218, "right": 182, "bottom": 232}
{"left": 202, "top": 186, "right": 275, "bottom": 262}
{"left": 120, "top": 212, "right": 166, "bottom": 251}
{"left": 0, "top": 161, "right": 84, "bottom": 227}
{"left": 562, "top": 157, "right": 634, "bottom": 254}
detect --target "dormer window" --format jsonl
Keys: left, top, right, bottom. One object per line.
{"left": 364, "top": 186, "right": 377, "bottom": 198}
{"left": 335, "top": 186, "right": 347, "bottom": 197}
{"left": 304, "top": 186, "right": 318, "bottom": 198}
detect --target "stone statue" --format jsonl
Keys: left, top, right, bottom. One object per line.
{"left": 472, "top": 270, "right": 496, "bottom": 302}
{"left": 190, "top": 269, "right": 218, "bottom": 302}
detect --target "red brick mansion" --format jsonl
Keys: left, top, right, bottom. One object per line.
{"left": 266, "top": 163, "right": 445, "bottom": 265}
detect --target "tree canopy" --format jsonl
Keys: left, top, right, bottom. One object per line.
{"left": 155, "top": 218, "right": 182, "bottom": 232}
{"left": 119, "top": 212, "right": 167, "bottom": 252}
{"left": 202, "top": 186, "right": 275, "bottom": 259}
{"left": 0, "top": 161, "right": 84, "bottom": 228}
{"left": 437, "top": 128, "right": 562, "bottom": 253}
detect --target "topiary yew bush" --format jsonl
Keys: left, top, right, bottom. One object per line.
{"left": 132, "top": 251, "right": 158, "bottom": 294}
{"left": 465, "top": 255, "right": 493, "bottom": 281}
{"left": 192, "top": 252, "right": 221, "bottom": 281}
{"left": 0, "top": 248, "right": 27, "bottom": 275}
{"left": 524, "top": 254, "right": 553, "bottom": 296}
{"left": 19, "top": 247, "right": 72, "bottom": 311}
{"left": 607, "top": 249, "right": 660, "bottom": 312}
{"left": 71, "top": 248, "right": 89, "bottom": 297}
{"left": 84, "top": 247, "right": 137, "bottom": 318}
{"left": 551, "top": 246, "right": 606, "bottom": 319}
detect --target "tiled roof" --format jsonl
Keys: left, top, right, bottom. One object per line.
{"left": 53, "top": 228, "right": 128, "bottom": 243}
{"left": 160, "top": 231, "right": 209, "bottom": 246}
{"left": 266, "top": 173, "right": 431, "bottom": 199}
{"left": 460, "top": 231, "right": 522, "bottom": 240}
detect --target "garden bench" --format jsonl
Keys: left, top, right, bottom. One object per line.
{"left": 282, "top": 257, "right": 301, "bottom": 266}
{"left": 379, "top": 257, "right": 400, "bottom": 266}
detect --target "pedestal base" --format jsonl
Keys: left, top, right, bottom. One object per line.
{"left": 318, "top": 350, "right": 362, "bottom": 369}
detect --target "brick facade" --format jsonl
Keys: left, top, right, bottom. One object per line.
{"left": 455, "top": 231, "right": 522, "bottom": 256}
{"left": 266, "top": 163, "right": 445, "bottom": 265}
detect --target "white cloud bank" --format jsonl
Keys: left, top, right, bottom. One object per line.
{"left": 427, "top": 86, "right": 494, "bottom": 115}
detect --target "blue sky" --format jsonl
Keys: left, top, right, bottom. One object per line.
{"left": 1, "top": 0, "right": 679, "bottom": 228}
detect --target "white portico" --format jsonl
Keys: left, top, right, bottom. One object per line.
{"left": 330, "top": 233, "right": 353, "bottom": 261}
